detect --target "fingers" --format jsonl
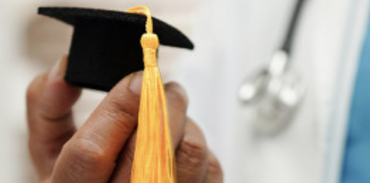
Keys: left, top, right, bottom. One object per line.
{"left": 106, "top": 81, "right": 222, "bottom": 183}
{"left": 177, "top": 120, "right": 223, "bottom": 183}
{"left": 109, "top": 82, "right": 189, "bottom": 183}
{"left": 165, "top": 82, "right": 189, "bottom": 146}
{"left": 51, "top": 72, "right": 143, "bottom": 183}
{"left": 26, "top": 56, "right": 81, "bottom": 180}
{"left": 204, "top": 151, "right": 223, "bottom": 183}
{"left": 176, "top": 119, "right": 209, "bottom": 183}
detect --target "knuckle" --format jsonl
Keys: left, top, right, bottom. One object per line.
{"left": 208, "top": 155, "right": 223, "bottom": 176}
{"left": 179, "top": 137, "right": 208, "bottom": 166}
{"left": 101, "top": 95, "right": 138, "bottom": 122}
{"left": 96, "top": 106, "right": 137, "bottom": 134}
{"left": 26, "top": 75, "right": 44, "bottom": 104}
{"left": 65, "top": 139, "right": 106, "bottom": 170}
{"left": 109, "top": 99, "right": 137, "bottom": 121}
{"left": 165, "top": 82, "right": 188, "bottom": 111}
{"left": 26, "top": 85, "right": 36, "bottom": 104}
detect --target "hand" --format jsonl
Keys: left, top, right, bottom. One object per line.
{"left": 26, "top": 56, "right": 223, "bottom": 183}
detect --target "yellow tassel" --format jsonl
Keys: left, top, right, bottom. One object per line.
{"left": 126, "top": 6, "right": 176, "bottom": 183}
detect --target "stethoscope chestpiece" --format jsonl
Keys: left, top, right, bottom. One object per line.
{"left": 238, "top": 50, "right": 306, "bottom": 136}
{"left": 238, "top": 50, "right": 289, "bottom": 104}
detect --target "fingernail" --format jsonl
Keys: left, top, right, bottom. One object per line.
{"left": 49, "top": 56, "right": 67, "bottom": 80}
{"left": 129, "top": 72, "right": 143, "bottom": 94}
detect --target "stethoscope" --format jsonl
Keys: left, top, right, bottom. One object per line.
{"left": 238, "top": 0, "right": 307, "bottom": 136}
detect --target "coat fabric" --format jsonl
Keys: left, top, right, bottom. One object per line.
{"left": 174, "top": 0, "right": 370, "bottom": 182}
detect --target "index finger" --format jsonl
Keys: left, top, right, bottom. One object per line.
{"left": 26, "top": 56, "right": 81, "bottom": 180}
{"left": 51, "top": 72, "right": 143, "bottom": 183}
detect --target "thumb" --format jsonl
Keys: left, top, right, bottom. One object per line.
{"left": 51, "top": 71, "right": 143, "bottom": 183}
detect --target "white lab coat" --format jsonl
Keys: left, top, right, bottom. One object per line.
{"left": 173, "top": 0, "right": 370, "bottom": 183}
{"left": 0, "top": 0, "right": 369, "bottom": 183}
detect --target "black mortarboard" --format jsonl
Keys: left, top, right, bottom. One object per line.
{"left": 38, "top": 7, "right": 194, "bottom": 91}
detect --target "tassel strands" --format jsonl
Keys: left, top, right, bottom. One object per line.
{"left": 126, "top": 6, "right": 176, "bottom": 183}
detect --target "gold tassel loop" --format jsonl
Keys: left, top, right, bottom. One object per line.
{"left": 126, "top": 6, "right": 154, "bottom": 34}
{"left": 126, "top": 6, "right": 176, "bottom": 183}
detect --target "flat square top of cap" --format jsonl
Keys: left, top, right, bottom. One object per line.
{"left": 38, "top": 7, "right": 194, "bottom": 49}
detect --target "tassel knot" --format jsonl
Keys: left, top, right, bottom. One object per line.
{"left": 141, "top": 33, "right": 159, "bottom": 50}
{"left": 141, "top": 34, "right": 159, "bottom": 67}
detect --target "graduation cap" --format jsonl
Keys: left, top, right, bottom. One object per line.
{"left": 38, "top": 7, "right": 194, "bottom": 91}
